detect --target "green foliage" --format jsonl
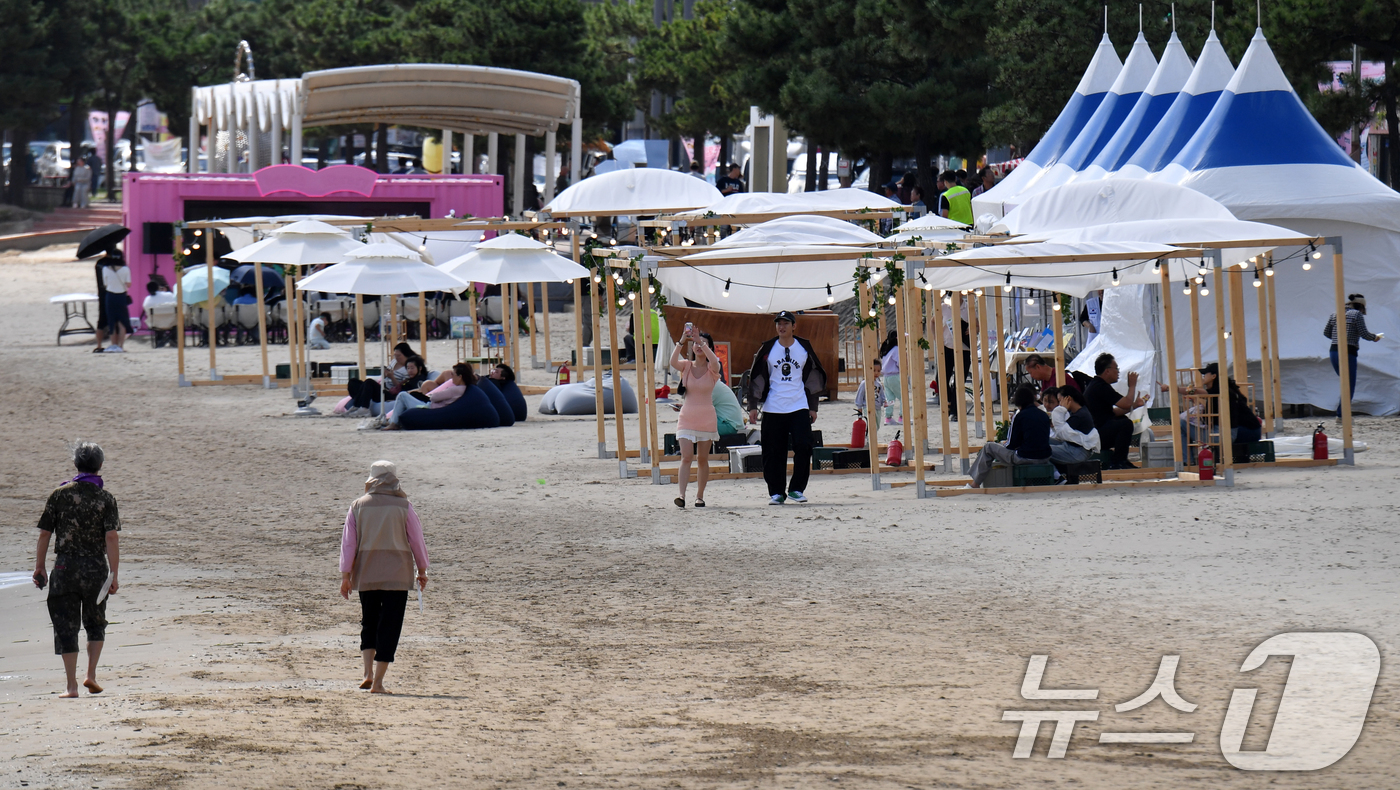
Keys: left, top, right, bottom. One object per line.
{"left": 636, "top": 1, "right": 749, "bottom": 143}
{"left": 0, "top": 0, "right": 64, "bottom": 131}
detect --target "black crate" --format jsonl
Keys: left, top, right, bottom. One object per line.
{"left": 664, "top": 433, "right": 679, "bottom": 456}
{"left": 715, "top": 432, "right": 748, "bottom": 452}
{"left": 1057, "top": 460, "right": 1102, "bottom": 485}
{"left": 1012, "top": 463, "right": 1057, "bottom": 487}
{"left": 741, "top": 452, "right": 764, "bottom": 473}
{"left": 831, "top": 449, "right": 871, "bottom": 469}
{"left": 1233, "top": 440, "right": 1275, "bottom": 464}
{"left": 812, "top": 446, "right": 840, "bottom": 470}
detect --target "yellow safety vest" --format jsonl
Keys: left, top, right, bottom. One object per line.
{"left": 942, "top": 185, "right": 973, "bottom": 226}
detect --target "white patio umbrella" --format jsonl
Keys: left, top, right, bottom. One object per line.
{"left": 437, "top": 233, "right": 589, "bottom": 285}
{"left": 297, "top": 243, "right": 470, "bottom": 420}
{"left": 224, "top": 219, "right": 367, "bottom": 407}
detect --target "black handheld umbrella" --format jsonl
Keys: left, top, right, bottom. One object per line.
{"left": 230, "top": 264, "right": 285, "bottom": 291}
{"left": 76, "top": 224, "right": 131, "bottom": 260}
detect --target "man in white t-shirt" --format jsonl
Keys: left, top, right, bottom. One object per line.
{"left": 100, "top": 253, "right": 132, "bottom": 352}
{"left": 308, "top": 312, "right": 332, "bottom": 349}
{"left": 745, "top": 311, "right": 827, "bottom": 505}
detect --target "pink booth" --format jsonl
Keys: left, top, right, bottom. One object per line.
{"left": 121, "top": 165, "right": 503, "bottom": 289}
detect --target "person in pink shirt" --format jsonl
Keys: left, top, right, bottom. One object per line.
{"left": 339, "top": 461, "right": 430, "bottom": 693}
{"left": 670, "top": 323, "right": 721, "bottom": 508}
{"left": 381, "top": 362, "right": 475, "bottom": 430}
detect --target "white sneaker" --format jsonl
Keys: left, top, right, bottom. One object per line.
{"left": 769, "top": 494, "right": 786, "bottom": 506}
{"left": 786, "top": 491, "right": 808, "bottom": 503}
{"left": 103, "top": 346, "right": 126, "bottom": 353}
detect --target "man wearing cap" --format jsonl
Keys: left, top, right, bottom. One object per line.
{"left": 747, "top": 311, "right": 827, "bottom": 505}
{"left": 1323, "top": 294, "right": 1383, "bottom": 418}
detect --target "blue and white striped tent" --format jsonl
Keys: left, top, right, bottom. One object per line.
{"left": 1116, "top": 29, "right": 1235, "bottom": 178}
{"left": 979, "top": 34, "right": 1121, "bottom": 209}
{"left": 1081, "top": 31, "right": 1196, "bottom": 179}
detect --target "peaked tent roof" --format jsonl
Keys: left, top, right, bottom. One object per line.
{"left": 543, "top": 168, "right": 722, "bottom": 217}
{"left": 1080, "top": 32, "right": 1195, "bottom": 179}
{"left": 1019, "top": 32, "right": 1159, "bottom": 198}
{"left": 1119, "top": 30, "right": 1236, "bottom": 176}
{"left": 971, "top": 34, "right": 1121, "bottom": 218}
{"left": 1157, "top": 29, "right": 1400, "bottom": 231}
{"left": 990, "top": 178, "right": 1235, "bottom": 236}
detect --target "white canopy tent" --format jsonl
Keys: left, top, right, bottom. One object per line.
{"left": 438, "top": 234, "right": 588, "bottom": 284}
{"left": 662, "top": 244, "right": 875, "bottom": 313}
{"left": 671, "top": 187, "right": 901, "bottom": 220}
{"left": 710, "top": 215, "right": 884, "bottom": 247}
{"left": 541, "top": 168, "right": 722, "bottom": 217}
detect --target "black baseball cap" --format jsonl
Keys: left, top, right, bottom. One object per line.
{"left": 1200, "top": 362, "right": 1219, "bottom": 376}
{"left": 773, "top": 310, "right": 797, "bottom": 324}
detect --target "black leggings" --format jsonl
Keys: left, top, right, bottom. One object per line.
{"left": 760, "top": 410, "right": 813, "bottom": 497}
{"left": 359, "top": 589, "right": 408, "bottom": 662}
{"left": 348, "top": 378, "right": 383, "bottom": 409}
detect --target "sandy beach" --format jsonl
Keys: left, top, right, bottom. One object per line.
{"left": 1, "top": 244, "right": 1397, "bottom": 789}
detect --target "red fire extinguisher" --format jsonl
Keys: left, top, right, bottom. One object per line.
{"left": 850, "top": 409, "right": 867, "bottom": 449}
{"left": 1197, "top": 445, "right": 1215, "bottom": 481}
{"left": 886, "top": 430, "right": 904, "bottom": 467}
{"left": 556, "top": 363, "right": 570, "bottom": 385}
{"left": 1313, "top": 423, "right": 1329, "bottom": 460}
{"left": 655, "top": 383, "right": 670, "bottom": 400}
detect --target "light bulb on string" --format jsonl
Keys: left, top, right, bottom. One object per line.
{"left": 592, "top": 274, "right": 601, "bottom": 284}
{"left": 1253, "top": 269, "right": 1261, "bottom": 288}
{"left": 192, "top": 243, "right": 200, "bottom": 250}
{"left": 1200, "top": 286, "right": 1210, "bottom": 296}
{"left": 1194, "top": 275, "right": 1204, "bottom": 284}
{"left": 1312, "top": 249, "right": 1322, "bottom": 260}
{"left": 182, "top": 248, "right": 191, "bottom": 256}
{"left": 1151, "top": 259, "right": 1161, "bottom": 275}
{"left": 565, "top": 279, "right": 573, "bottom": 285}
{"left": 942, "top": 294, "right": 952, "bottom": 307}
{"left": 648, "top": 284, "right": 655, "bottom": 295}
{"left": 722, "top": 279, "right": 731, "bottom": 298}
{"left": 1182, "top": 281, "right": 1192, "bottom": 295}
{"left": 1111, "top": 268, "right": 1120, "bottom": 286}
{"left": 1198, "top": 260, "right": 1208, "bottom": 276}
{"left": 193, "top": 230, "right": 202, "bottom": 237}
{"left": 826, "top": 284, "right": 835, "bottom": 304}
{"left": 1265, "top": 262, "right": 1274, "bottom": 276}
{"left": 418, "top": 236, "right": 428, "bottom": 253}
{"left": 1302, "top": 261, "right": 1312, "bottom": 271}
{"left": 1003, "top": 272, "right": 1013, "bottom": 293}
{"left": 888, "top": 294, "right": 897, "bottom": 305}
{"left": 617, "top": 298, "right": 626, "bottom": 307}
{"left": 628, "top": 291, "right": 636, "bottom": 301}
{"left": 974, "top": 288, "right": 984, "bottom": 297}
{"left": 1052, "top": 301, "right": 1061, "bottom": 312}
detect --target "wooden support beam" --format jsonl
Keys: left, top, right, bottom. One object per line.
{"left": 252, "top": 258, "right": 269, "bottom": 384}
{"left": 933, "top": 290, "right": 952, "bottom": 469}
{"left": 1254, "top": 262, "right": 1274, "bottom": 434}
{"left": 858, "top": 281, "right": 882, "bottom": 475}
{"left": 355, "top": 294, "right": 366, "bottom": 380}
{"left": 1160, "top": 266, "right": 1184, "bottom": 470}
{"left": 967, "top": 290, "right": 983, "bottom": 438}
{"left": 1265, "top": 256, "right": 1284, "bottom": 433}
{"left": 995, "top": 291, "right": 1008, "bottom": 429}
{"left": 1229, "top": 267, "right": 1249, "bottom": 386}
{"left": 1213, "top": 264, "right": 1235, "bottom": 479}
{"left": 951, "top": 290, "right": 970, "bottom": 464}
{"left": 605, "top": 271, "right": 627, "bottom": 468}
{"left": 978, "top": 290, "right": 996, "bottom": 441}
{"left": 206, "top": 238, "right": 218, "bottom": 376}
{"left": 1332, "top": 245, "right": 1354, "bottom": 461}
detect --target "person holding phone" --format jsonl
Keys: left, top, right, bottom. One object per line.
{"left": 670, "top": 323, "right": 722, "bottom": 508}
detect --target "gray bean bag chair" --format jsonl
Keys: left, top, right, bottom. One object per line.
{"left": 539, "top": 375, "right": 638, "bottom": 415}
{"left": 476, "top": 378, "right": 516, "bottom": 427}
{"left": 488, "top": 378, "right": 528, "bottom": 422}
{"left": 399, "top": 384, "right": 501, "bottom": 430}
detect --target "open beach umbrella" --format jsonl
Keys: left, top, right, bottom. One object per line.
{"left": 296, "top": 242, "right": 468, "bottom": 295}
{"left": 180, "top": 265, "right": 231, "bottom": 304}
{"left": 437, "top": 234, "right": 588, "bottom": 285}
{"left": 76, "top": 224, "right": 131, "bottom": 260}
{"left": 223, "top": 219, "right": 364, "bottom": 266}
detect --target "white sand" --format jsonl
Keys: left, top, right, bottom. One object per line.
{"left": 1, "top": 244, "right": 1397, "bottom": 788}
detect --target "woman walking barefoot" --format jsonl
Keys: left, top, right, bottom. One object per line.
{"left": 670, "top": 324, "right": 721, "bottom": 508}
{"left": 339, "top": 461, "right": 429, "bottom": 693}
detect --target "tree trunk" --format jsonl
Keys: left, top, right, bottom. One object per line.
{"left": 718, "top": 134, "right": 730, "bottom": 177}
{"left": 817, "top": 144, "right": 829, "bottom": 190}
{"left": 914, "top": 133, "right": 934, "bottom": 194}
{"left": 345, "top": 131, "right": 355, "bottom": 165}
{"left": 5, "top": 128, "right": 30, "bottom": 206}
{"left": 104, "top": 106, "right": 117, "bottom": 203}
{"left": 1387, "top": 56, "right": 1399, "bottom": 189}
{"left": 868, "top": 151, "right": 892, "bottom": 195}
{"left": 804, "top": 142, "right": 817, "bottom": 192}
{"left": 375, "top": 124, "right": 388, "bottom": 173}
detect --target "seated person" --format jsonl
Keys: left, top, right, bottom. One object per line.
{"left": 1024, "top": 353, "right": 1081, "bottom": 397}
{"left": 1171, "top": 362, "right": 1262, "bottom": 448}
{"left": 346, "top": 343, "right": 418, "bottom": 416}
{"left": 1044, "top": 386, "right": 1100, "bottom": 466}
{"left": 232, "top": 286, "right": 259, "bottom": 306}
{"left": 968, "top": 384, "right": 1052, "bottom": 487}
{"left": 383, "top": 362, "right": 474, "bottom": 430}
{"left": 1082, "top": 353, "right": 1148, "bottom": 469}
{"left": 142, "top": 280, "right": 175, "bottom": 311}
{"left": 487, "top": 363, "right": 514, "bottom": 384}
{"left": 307, "top": 312, "right": 332, "bottom": 350}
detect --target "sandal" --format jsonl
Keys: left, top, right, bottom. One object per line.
{"left": 694, "top": 499, "right": 705, "bottom": 508}
{"left": 674, "top": 497, "right": 685, "bottom": 508}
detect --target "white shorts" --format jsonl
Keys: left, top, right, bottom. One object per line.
{"left": 676, "top": 429, "right": 720, "bottom": 443}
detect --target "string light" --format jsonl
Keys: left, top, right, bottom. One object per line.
{"left": 1253, "top": 269, "right": 1262, "bottom": 288}
{"left": 921, "top": 274, "right": 933, "bottom": 291}
{"left": 565, "top": 278, "right": 573, "bottom": 285}
{"left": 1312, "top": 249, "right": 1322, "bottom": 260}
{"left": 1182, "top": 281, "right": 1192, "bottom": 295}
{"left": 617, "top": 297, "right": 626, "bottom": 307}
{"left": 826, "top": 284, "right": 835, "bottom": 304}
{"left": 193, "top": 230, "right": 202, "bottom": 237}
{"left": 943, "top": 294, "right": 952, "bottom": 307}
{"left": 1052, "top": 300, "right": 1061, "bottom": 312}
{"left": 182, "top": 248, "right": 191, "bottom": 255}
{"left": 1110, "top": 268, "right": 1120, "bottom": 286}
{"left": 192, "top": 243, "right": 200, "bottom": 250}
{"left": 1003, "top": 272, "right": 1012, "bottom": 293}
{"left": 888, "top": 294, "right": 897, "bottom": 305}
{"left": 1265, "top": 262, "right": 1274, "bottom": 277}
{"left": 1198, "top": 260, "right": 1208, "bottom": 276}
{"left": 869, "top": 306, "right": 878, "bottom": 317}
{"left": 418, "top": 236, "right": 427, "bottom": 253}
{"left": 1200, "top": 285, "right": 1210, "bottom": 296}
{"left": 1151, "top": 259, "right": 1161, "bottom": 275}
{"left": 648, "top": 284, "right": 655, "bottom": 294}
{"left": 1223, "top": 330, "right": 1231, "bottom": 339}
{"left": 608, "top": 238, "right": 617, "bottom": 246}
{"left": 593, "top": 273, "right": 602, "bottom": 284}
{"left": 722, "top": 279, "right": 731, "bottom": 298}
{"left": 1194, "top": 275, "right": 1204, "bottom": 284}
{"left": 628, "top": 291, "right": 636, "bottom": 301}
{"left": 1302, "top": 260, "right": 1312, "bottom": 271}
{"left": 974, "top": 288, "right": 984, "bottom": 297}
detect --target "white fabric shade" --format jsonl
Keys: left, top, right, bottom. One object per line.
{"left": 928, "top": 241, "right": 1193, "bottom": 297}
{"left": 544, "top": 168, "right": 722, "bottom": 216}
{"left": 224, "top": 220, "right": 364, "bottom": 266}
{"left": 991, "top": 178, "right": 1235, "bottom": 235}
{"left": 659, "top": 244, "right": 873, "bottom": 313}
{"left": 294, "top": 243, "right": 467, "bottom": 295}
{"left": 438, "top": 233, "right": 588, "bottom": 284}
{"left": 1037, "top": 217, "right": 1311, "bottom": 270}
{"left": 673, "top": 187, "right": 901, "bottom": 220}
{"left": 712, "top": 215, "right": 884, "bottom": 247}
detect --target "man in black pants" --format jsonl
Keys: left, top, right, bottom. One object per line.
{"left": 1082, "top": 353, "right": 1149, "bottom": 469}
{"left": 747, "top": 311, "right": 827, "bottom": 505}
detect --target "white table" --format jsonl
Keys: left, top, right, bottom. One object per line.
{"left": 50, "top": 293, "right": 100, "bottom": 345}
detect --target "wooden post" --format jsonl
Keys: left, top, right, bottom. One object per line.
{"left": 634, "top": 299, "right": 650, "bottom": 470}
{"left": 287, "top": 271, "right": 300, "bottom": 385}
{"left": 1188, "top": 281, "right": 1203, "bottom": 369}
{"left": 1160, "top": 267, "right": 1184, "bottom": 471}
{"left": 1229, "top": 267, "right": 1248, "bottom": 385}
{"left": 542, "top": 281, "right": 552, "bottom": 369}
{"left": 1052, "top": 294, "right": 1066, "bottom": 386}
{"left": 951, "top": 290, "right": 970, "bottom": 466}
{"left": 206, "top": 238, "right": 217, "bottom": 376}
{"left": 1265, "top": 256, "right": 1284, "bottom": 433}
{"left": 1332, "top": 243, "right": 1354, "bottom": 462}
{"left": 355, "top": 293, "right": 366, "bottom": 380}
{"left": 388, "top": 291, "right": 398, "bottom": 350}
{"left": 468, "top": 289, "right": 480, "bottom": 358}
{"left": 592, "top": 267, "right": 606, "bottom": 456}
{"left": 858, "top": 280, "right": 881, "bottom": 474}
{"left": 978, "top": 291, "right": 996, "bottom": 441}
{"left": 252, "top": 261, "right": 269, "bottom": 385}
{"left": 637, "top": 264, "right": 661, "bottom": 480}
{"left": 1212, "top": 263, "right": 1234, "bottom": 481}
{"left": 995, "top": 291, "right": 1008, "bottom": 427}
{"left": 417, "top": 292, "right": 428, "bottom": 361}
{"left": 892, "top": 279, "right": 909, "bottom": 438}
{"left": 505, "top": 283, "right": 517, "bottom": 372}
{"left": 605, "top": 271, "right": 627, "bottom": 470}
{"left": 571, "top": 230, "right": 585, "bottom": 376}
{"left": 967, "top": 291, "right": 983, "bottom": 438}
{"left": 906, "top": 280, "right": 929, "bottom": 491}
{"left": 527, "top": 282, "right": 538, "bottom": 367}
{"left": 1254, "top": 262, "right": 1274, "bottom": 435}
{"left": 175, "top": 260, "right": 186, "bottom": 382}
{"left": 933, "top": 290, "right": 952, "bottom": 470}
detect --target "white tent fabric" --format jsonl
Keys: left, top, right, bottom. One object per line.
{"left": 929, "top": 241, "right": 1192, "bottom": 297}
{"left": 437, "top": 233, "right": 588, "bottom": 284}
{"left": 673, "top": 187, "right": 900, "bottom": 220}
{"left": 992, "top": 179, "right": 1235, "bottom": 235}
{"left": 974, "top": 33, "right": 1123, "bottom": 217}
{"left": 142, "top": 138, "right": 185, "bottom": 173}
{"left": 1118, "top": 30, "right": 1236, "bottom": 178}
{"left": 1068, "top": 284, "right": 1161, "bottom": 404}
{"left": 1024, "top": 32, "right": 1159, "bottom": 197}
{"left": 225, "top": 220, "right": 364, "bottom": 266}
{"left": 1078, "top": 31, "right": 1195, "bottom": 180}
{"left": 659, "top": 245, "right": 870, "bottom": 312}
{"left": 1037, "top": 217, "right": 1310, "bottom": 269}
{"left": 295, "top": 243, "right": 467, "bottom": 295}
{"left": 712, "top": 215, "right": 884, "bottom": 247}
{"left": 544, "top": 168, "right": 722, "bottom": 216}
